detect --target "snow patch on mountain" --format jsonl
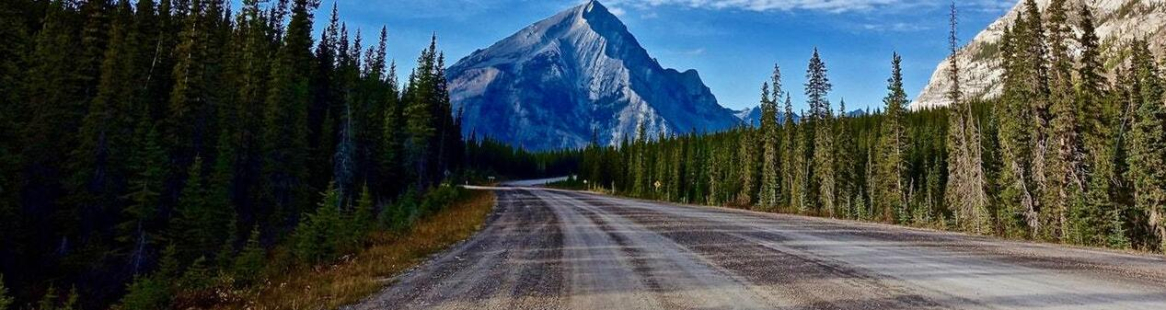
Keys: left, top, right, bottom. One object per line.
{"left": 447, "top": 0, "right": 741, "bottom": 150}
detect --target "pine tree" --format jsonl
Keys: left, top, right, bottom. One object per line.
{"left": 121, "top": 246, "right": 177, "bottom": 310}
{"left": 878, "top": 53, "right": 909, "bottom": 223}
{"left": 308, "top": 3, "right": 341, "bottom": 195}
{"left": 1107, "top": 208, "right": 1132, "bottom": 249}
{"left": 792, "top": 109, "right": 811, "bottom": 213}
{"left": 231, "top": 227, "right": 266, "bottom": 286}
{"left": 1005, "top": 0, "right": 1050, "bottom": 238}
{"left": 669, "top": 143, "right": 684, "bottom": 201}
{"left": 0, "top": 273, "right": 11, "bottom": 310}
{"left": 169, "top": 156, "right": 232, "bottom": 263}
{"left": 759, "top": 66, "right": 782, "bottom": 209}
{"left": 805, "top": 49, "right": 832, "bottom": 121}
{"left": 381, "top": 60, "right": 404, "bottom": 196}
{"left": 0, "top": 1, "right": 29, "bottom": 266}
{"left": 1043, "top": 0, "right": 1085, "bottom": 241}
{"left": 262, "top": 0, "right": 318, "bottom": 235}
{"left": 76, "top": 0, "right": 113, "bottom": 102}
{"left": 806, "top": 49, "right": 835, "bottom": 216}
{"left": 925, "top": 157, "right": 943, "bottom": 225}
{"left": 864, "top": 141, "right": 878, "bottom": 221}
{"left": 38, "top": 285, "right": 57, "bottom": 310}
{"left": 294, "top": 182, "right": 344, "bottom": 264}
{"left": 22, "top": 0, "right": 86, "bottom": 250}
{"left": 835, "top": 99, "right": 856, "bottom": 219}
{"left": 403, "top": 38, "right": 447, "bottom": 188}
{"left": 0, "top": 0, "right": 28, "bottom": 112}
{"left": 206, "top": 132, "right": 237, "bottom": 260}
{"left": 1078, "top": 4, "right": 1115, "bottom": 246}
{"left": 121, "top": 119, "right": 168, "bottom": 274}
{"left": 632, "top": 124, "right": 648, "bottom": 196}
{"left": 998, "top": 23, "right": 1033, "bottom": 236}
{"left": 60, "top": 287, "right": 77, "bottom": 310}
{"left": 781, "top": 94, "right": 796, "bottom": 208}
{"left": 351, "top": 184, "right": 376, "bottom": 244}
{"left": 170, "top": 157, "right": 208, "bottom": 259}
{"left": 178, "top": 256, "right": 214, "bottom": 292}
{"left": 944, "top": 2, "right": 991, "bottom": 234}
{"left": 1021, "top": 1, "right": 1053, "bottom": 236}
{"left": 1127, "top": 40, "right": 1166, "bottom": 252}
{"left": 131, "top": 0, "right": 167, "bottom": 120}
{"left": 70, "top": 0, "right": 140, "bottom": 175}
{"left": 62, "top": 1, "right": 141, "bottom": 270}
{"left": 816, "top": 107, "right": 837, "bottom": 217}
{"left": 737, "top": 122, "right": 758, "bottom": 206}
{"left": 334, "top": 98, "right": 356, "bottom": 201}
{"left": 168, "top": 0, "right": 211, "bottom": 167}
{"left": 654, "top": 138, "right": 669, "bottom": 200}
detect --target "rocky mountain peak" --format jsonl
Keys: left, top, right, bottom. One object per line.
{"left": 447, "top": 1, "right": 740, "bottom": 150}
{"left": 911, "top": 0, "right": 1166, "bottom": 110}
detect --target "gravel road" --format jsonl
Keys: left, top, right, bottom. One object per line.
{"left": 349, "top": 187, "right": 1166, "bottom": 310}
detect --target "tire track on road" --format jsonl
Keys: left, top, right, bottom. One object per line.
{"left": 351, "top": 187, "right": 1166, "bottom": 310}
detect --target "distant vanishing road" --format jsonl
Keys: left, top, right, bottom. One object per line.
{"left": 350, "top": 187, "right": 1166, "bottom": 310}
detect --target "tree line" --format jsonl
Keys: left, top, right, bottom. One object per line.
{"left": 573, "top": 0, "right": 1166, "bottom": 254}
{"left": 0, "top": 0, "right": 533, "bottom": 309}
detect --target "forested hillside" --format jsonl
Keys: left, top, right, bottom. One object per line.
{"left": 0, "top": 0, "right": 555, "bottom": 309}
{"left": 572, "top": 0, "right": 1166, "bottom": 254}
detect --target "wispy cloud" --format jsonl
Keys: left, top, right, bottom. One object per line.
{"left": 661, "top": 47, "right": 708, "bottom": 57}
{"left": 860, "top": 22, "right": 930, "bottom": 32}
{"left": 609, "top": 6, "right": 628, "bottom": 16}
{"left": 682, "top": 48, "right": 707, "bottom": 56}
{"left": 605, "top": 0, "right": 1015, "bottom": 14}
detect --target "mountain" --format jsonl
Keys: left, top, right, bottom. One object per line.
{"left": 735, "top": 107, "right": 762, "bottom": 126}
{"left": 911, "top": 0, "right": 1166, "bottom": 109}
{"left": 446, "top": 0, "right": 742, "bottom": 150}
{"left": 733, "top": 105, "right": 812, "bottom": 126}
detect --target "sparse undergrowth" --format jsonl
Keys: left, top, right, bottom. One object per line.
{"left": 211, "top": 190, "right": 495, "bottom": 310}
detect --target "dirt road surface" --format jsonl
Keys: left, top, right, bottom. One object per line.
{"left": 348, "top": 187, "right": 1166, "bottom": 310}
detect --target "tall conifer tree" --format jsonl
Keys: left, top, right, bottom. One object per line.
{"left": 1127, "top": 41, "right": 1166, "bottom": 252}
{"left": 262, "top": 0, "right": 318, "bottom": 234}
{"left": 760, "top": 66, "right": 782, "bottom": 209}
{"left": 878, "top": 53, "right": 908, "bottom": 223}
{"left": 944, "top": 2, "right": 990, "bottom": 233}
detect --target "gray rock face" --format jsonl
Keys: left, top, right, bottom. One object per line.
{"left": 447, "top": 0, "right": 741, "bottom": 150}
{"left": 912, "top": 0, "right": 1166, "bottom": 110}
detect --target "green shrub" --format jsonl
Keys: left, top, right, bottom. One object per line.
{"left": 60, "top": 287, "right": 77, "bottom": 310}
{"left": 381, "top": 189, "right": 420, "bottom": 231}
{"left": 231, "top": 228, "right": 266, "bottom": 286}
{"left": 294, "top": 183, "right": 345, "bottom": 264}
{"left": 349, "top": 185, "right": 376, "bottom": 247}
{"left": 422, "top": 185, "right": 462, "bottom": 215}
{"left": 0, "top": 274, "right": 12, "bottom": 310}
{"left": 178, "top": 257, "right": 214, "bottom": 292}
{"left": 1108, "top": 209, "right": 1132, "bottom": 249}
{"left": 37, "top": 285, "right": 56, "bottom": 310}
{"left": 119, "top": 276, "right": 170, "bottom": 310}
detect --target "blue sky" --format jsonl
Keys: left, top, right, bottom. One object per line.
{"left": 244, "top": 0, "right": 1016, "bottom": 111}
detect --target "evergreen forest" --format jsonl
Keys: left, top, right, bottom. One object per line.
{"left": 569, "top": 0, "right": 1166, "bottom": 258}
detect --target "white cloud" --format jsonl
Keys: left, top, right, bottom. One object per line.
{"left": 608, "top": 0, "right": 915, "bottom": 13}
{"left": 604, "top": 0, "right": 1016, "bottom": 14}
{"left": 683, "top": 47, "right": 707, "bottom": 55}
{"left": 861, "top": 22, "right": 930, "bottom": 32}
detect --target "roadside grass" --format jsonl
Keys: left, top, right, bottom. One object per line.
{"left": 216, "top": 190, "right": 496, "bottom": 310}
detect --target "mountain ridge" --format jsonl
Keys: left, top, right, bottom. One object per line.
{"left": 447, "top": 0, "right": 741, "bottom": 150}
{"left": 911, "top": 0, "right": 1166, "bottom": 109}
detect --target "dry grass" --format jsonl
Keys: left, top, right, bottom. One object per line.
{"left": 214, "top": 190, "right": 496, "bottom": 310}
